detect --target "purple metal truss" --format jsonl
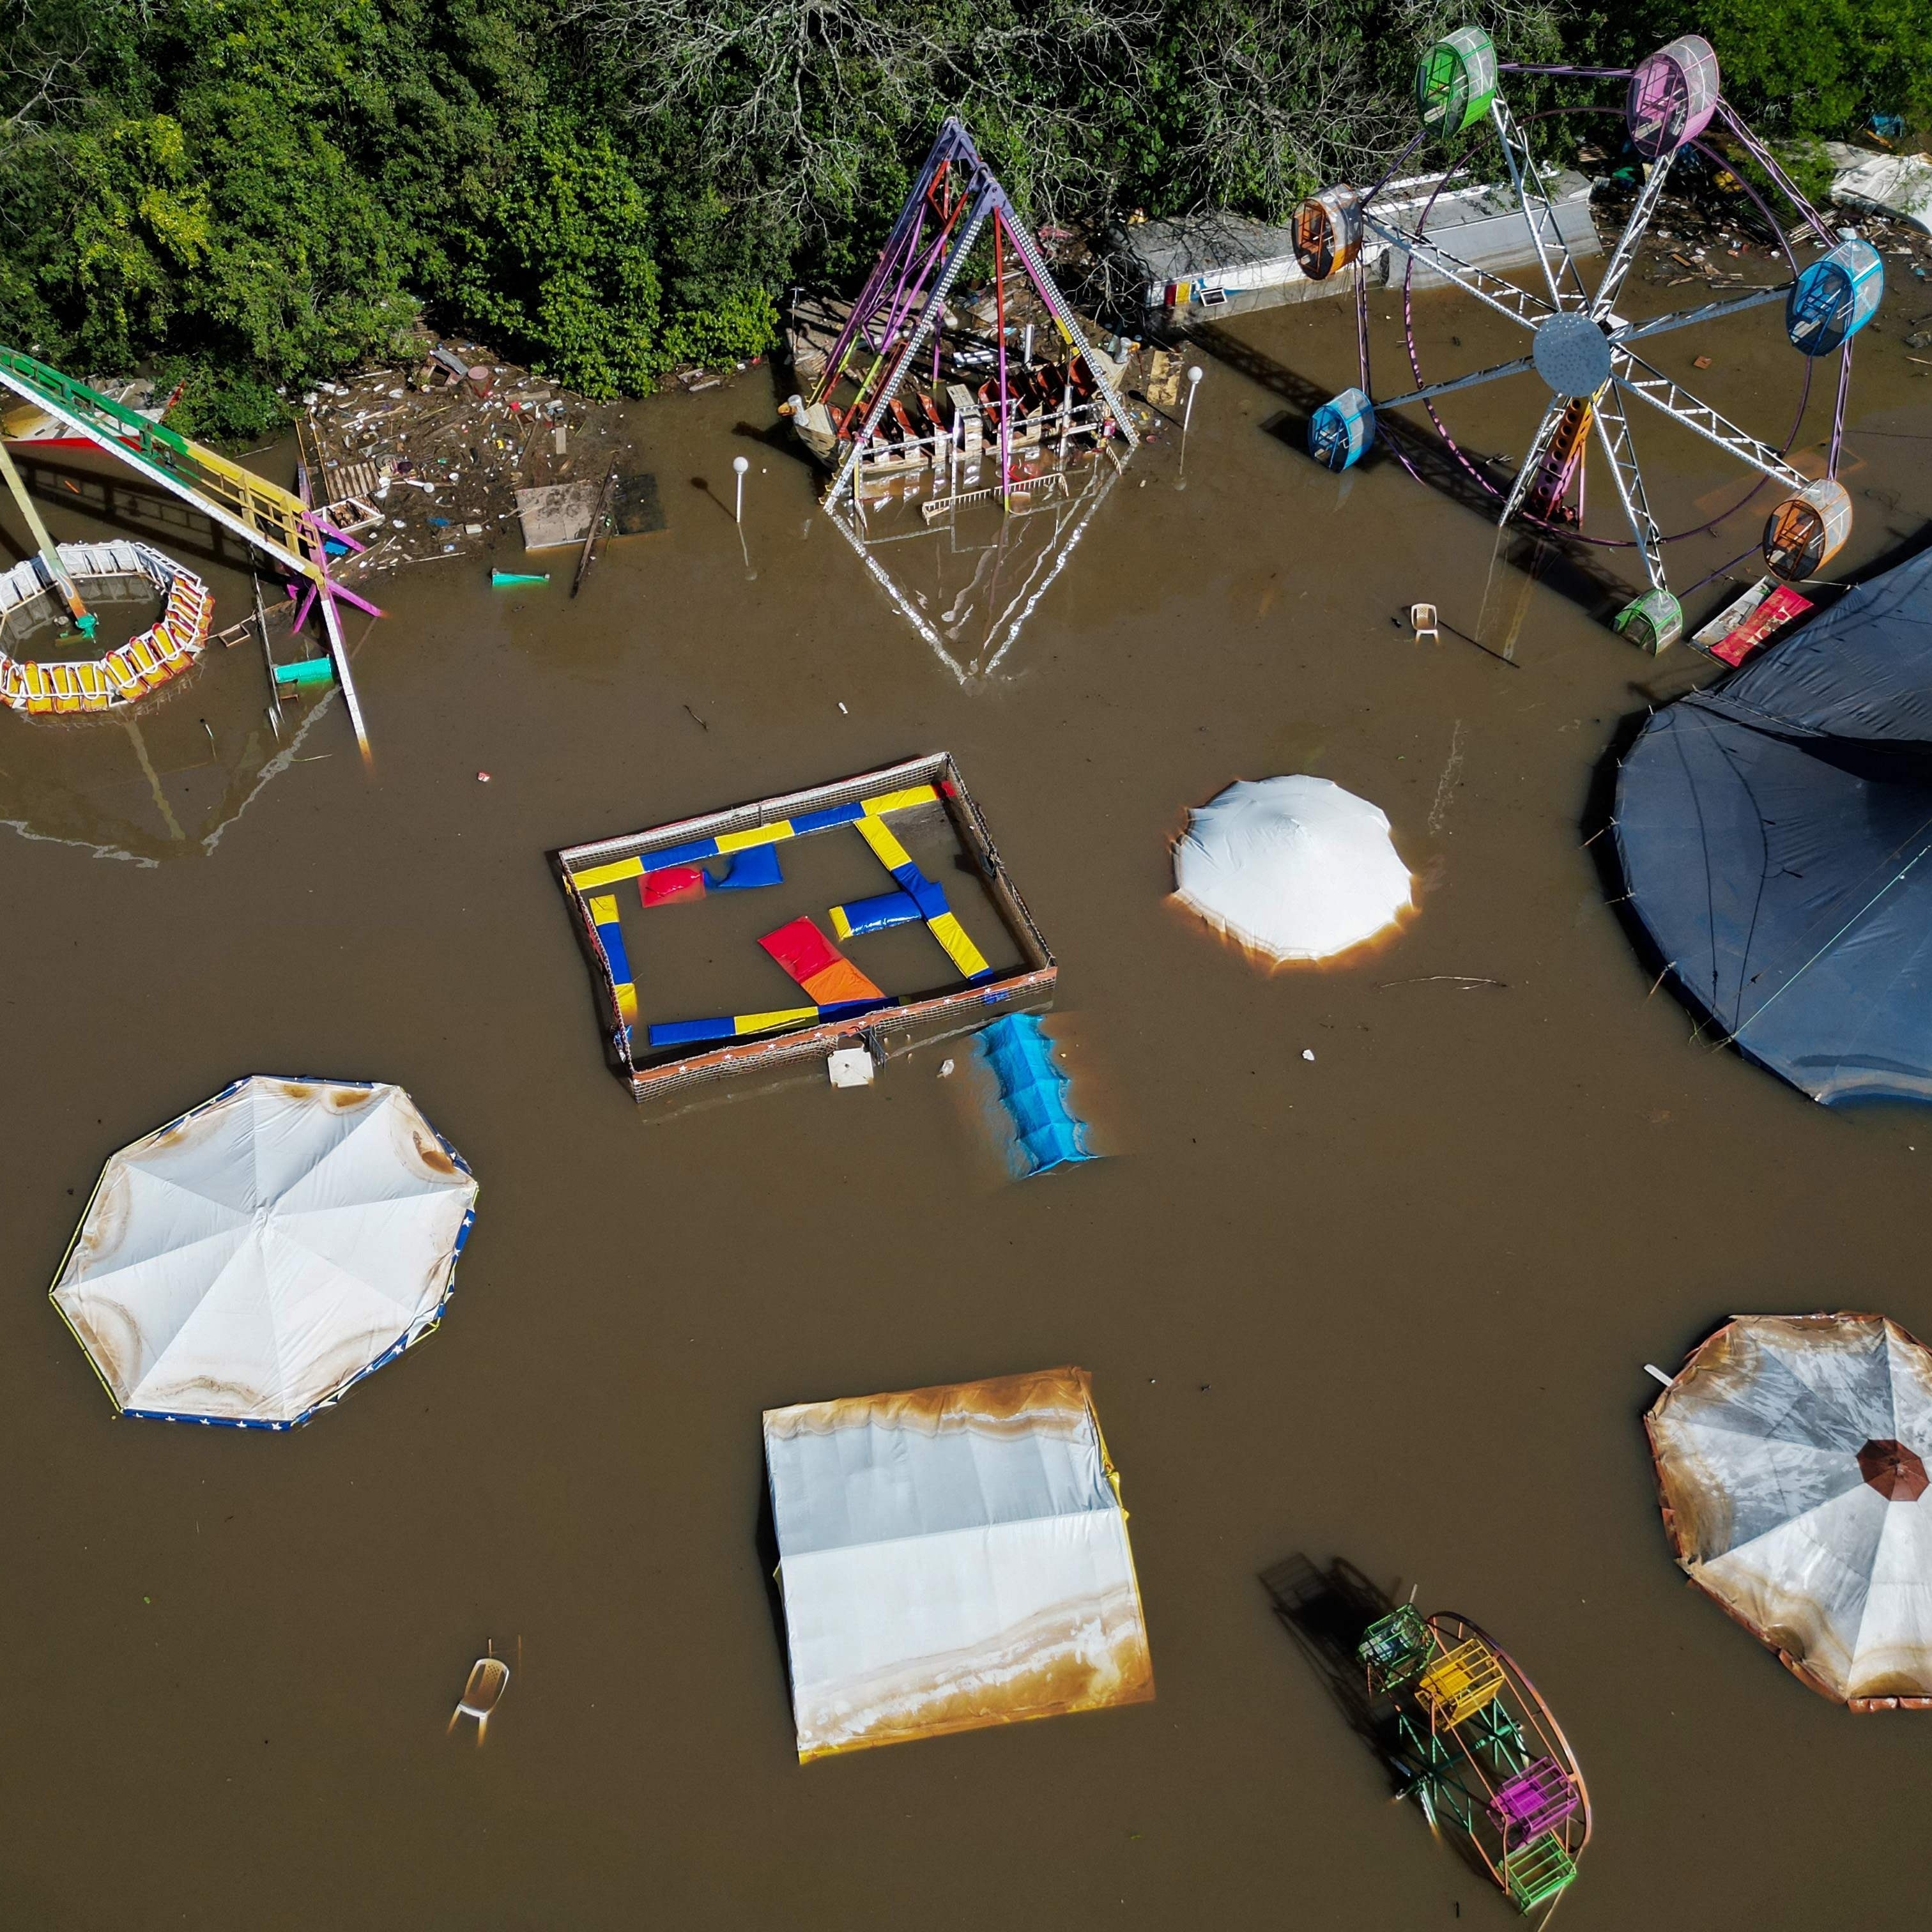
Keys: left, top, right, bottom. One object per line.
{"left": 817, "top": 118, "right": 1138, "bottom": 506}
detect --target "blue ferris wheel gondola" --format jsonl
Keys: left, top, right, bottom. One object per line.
{"left": 1786, "top": 240, "right": 1884, "bottom": 356}
{"left": 1310, "top": 388, "right": 1376, "bottom": 471}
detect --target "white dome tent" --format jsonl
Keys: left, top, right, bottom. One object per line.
{"left": 1173, "top": 775, "right": 1413, "bottom": 963}
{"left": 1647, "top": 1313, "right": 1932, "bottom": 1709}
{"left": 50, "top": 1077, "right": 478, "bottom": 1430}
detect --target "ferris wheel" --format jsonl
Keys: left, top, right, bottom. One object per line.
{"left": 1292, "top": 29, "right": 1884, "bottom": 651}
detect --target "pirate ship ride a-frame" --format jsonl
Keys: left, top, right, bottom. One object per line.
{"left": 785, "top": 119, "right": 1142, "bottom": 514}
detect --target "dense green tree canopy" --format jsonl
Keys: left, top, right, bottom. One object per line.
{"left": 1, "top": 0, "right": 1922, "bottom": 438}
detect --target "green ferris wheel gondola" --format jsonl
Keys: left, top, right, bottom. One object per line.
{"left": 1415, "top": 26, "right": 1498, "bottom": 137}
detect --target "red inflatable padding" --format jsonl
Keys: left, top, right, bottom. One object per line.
{"left": 641, "top": 865, "right": 708, "bottom": 907}
{"left": 760, "top": 916, "right": 884, "bottom": 1005}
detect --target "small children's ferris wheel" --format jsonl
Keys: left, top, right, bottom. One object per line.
{"left": 1294, "top": 28, "right": 1883, "bottom": 650}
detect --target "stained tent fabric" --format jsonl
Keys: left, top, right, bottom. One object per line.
{"left": 1173, "top": 775, "right": 1413, "bottom": 962}
{"left": 1647, "top": 1314, "right": 1932, "bottom": 1709}
{"left": 51, "top": 1076, "right": 478, "bottom": 1429}
{"left": 1614, "top": 546, "right": 1932, "bottom": 1103}
{"left": 763, "top": 1366, "right": 1154, "bottom": 1760}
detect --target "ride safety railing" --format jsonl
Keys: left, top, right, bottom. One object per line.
{"left": 0, "top": 344, "right": 324, "bottom": 585}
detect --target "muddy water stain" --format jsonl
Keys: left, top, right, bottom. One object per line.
{"left": 1, "top": 300, "right": 1931, "bottom": 1929}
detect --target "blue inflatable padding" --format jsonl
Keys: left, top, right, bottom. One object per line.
{"left": 648, "top": 1015, "right": 737, "bottom": 1048}
{"left": 839, "top": 889, "right": 921, "bottom": 935}
{"left": 643, "top": 836, "right": 721, "bottom": 871}
{"left": 791, "top": 801, "right": 866, "bottom": 835}
{"left": 708, "top": 845, "right": 783, "bottom": 891}
{"left": 976, "top": 1014, "right": 1098, "bottom": 1178}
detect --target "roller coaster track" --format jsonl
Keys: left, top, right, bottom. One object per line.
{"left": 0, "top": 344, "right": 375, "bottom": 757}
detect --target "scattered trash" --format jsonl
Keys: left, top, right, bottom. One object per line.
{"left": 1688, "top": 575, "right": 1813, "bottom": 666}
{"left": 1692, "top": 355, "right": 1713, "bottom": 369}
{"left": 827, "top": 1044, "right": 876, "bottom": 1088}
{"left": 1825, "top": 141, "right": 1932, "bottom": 238}
{"left": 49, "top": 1077, "right": 478, "bottom": 1429}
{"left": 1646, "top": 1314, "right": 1932, "bottom": 1708}
{"left": 477, "top": 770, "right": 491, "bottom": 783}
{"left": 976, "top": 1013, "right": 1097, "bottom": 1177}
{"left": 270, "top": 657, "right": 335, "bottom": 691}
{"left": 298, "top": 337, "right": 639, "bottom": 581}
{"left": 491, "top": 570, "right": 549, "bottom": 586}
{"left": 762, "top": 1367, "right": 1153, "bottom": 1760}
{"left": 447, "top": 1642, "right": 510, "bottom": 1744}
{"left": 1173, "top": 776, "right": 1414, "bottom": 963}
{"left": 1302, "top": 1049, "right": 1315, "bottom": 1061}
{"left": 938, "top": 1057, "right": 954, "bottom": 1077}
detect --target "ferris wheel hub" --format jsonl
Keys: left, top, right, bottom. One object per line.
{"left": 1532, "top": 314, "right": 1613, "bottom": 398}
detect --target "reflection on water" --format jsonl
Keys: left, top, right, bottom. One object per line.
{"left": 0, "top": 654, "right": 333, "bottom": 865}
{"left": 828, "top": 453, "right": 1130, "bottom": 682}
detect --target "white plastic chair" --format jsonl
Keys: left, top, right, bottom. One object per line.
{"left": 1410, "top": 602, "right": 1440, "bottom": 644}
{"left": 448, "top": 1643, "right": 510, "bottom": 1745}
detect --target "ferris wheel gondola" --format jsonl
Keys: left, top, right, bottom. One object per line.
{"left": 1294, "top": 28, "right": 1882, "bottom": 651}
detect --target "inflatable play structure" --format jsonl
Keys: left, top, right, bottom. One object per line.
{"left": 976, "top": 1013, "right": 1096, "bottom": 1177}
{"left": 555, "top": 753, "right": 1055, "bottom": 1100}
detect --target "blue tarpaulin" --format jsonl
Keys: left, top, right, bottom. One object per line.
{"left": 1614, "top": 546, "right": 1932, "bottom": 1104}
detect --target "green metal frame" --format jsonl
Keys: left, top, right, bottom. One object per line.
{"left": 1358, "top": 1605, "right": 1432, "bottom": 1691}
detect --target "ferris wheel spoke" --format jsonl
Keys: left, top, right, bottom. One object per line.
{"left": 1611, "top": 282, "right": 1793, "bottom": 348}
{"left": 1590, "top": 147, "right": 1680, "bottom": 321}
{"left": 1360, "top": 209, "right": 1554, "bottom": 332}
{"left": 1378, "top": 353, "right": 1537, "bottom": 411}
{"left": 1488, "top": 96, "right": 1591, "bottom": 311}
{"left": 1610, "top": 346, "right": 1809, "bottom": 487}
{"left": 1590, "top": 387, "right": 1669, "bottom": 588}
{"left": 1714, "top": 104, "right": 1837, "bottom": 249}
{"left": 1498, "top": 394, "right": 1575, "bottom": 525}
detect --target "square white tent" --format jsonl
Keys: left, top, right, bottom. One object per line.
{"left": 763, "top": 1365, "right": 1154, "bottom": 1761}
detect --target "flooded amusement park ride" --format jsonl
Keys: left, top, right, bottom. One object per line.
{"left": 1358, "top": 1604, "right": 1592, "bottom": 1915}
{"left": 1294, "top": 29, "right": 1883, "bottom": 651}
{"left": 783, "top": 120, "right": 1149, "bottom": 680}
{"left": 0, "top": 346, "right": 381, "bottom": 752}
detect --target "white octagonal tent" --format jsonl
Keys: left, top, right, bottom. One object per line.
{"left": 50, "top": 1076, "right": 478, "bottom": 1430}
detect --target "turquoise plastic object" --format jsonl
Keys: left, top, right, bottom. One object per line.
{"left": 272, "top": 657, "right": 336, "bottom": 689}
{"left": 976, "top": 1014, "right": 1096, "bottom": 1179}
{"left": 491, "top": 569, "right": 551, "bottom": 586}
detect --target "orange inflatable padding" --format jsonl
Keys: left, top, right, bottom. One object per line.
{"left": 758, "top": 916, "right": 884, "bottom": 1005}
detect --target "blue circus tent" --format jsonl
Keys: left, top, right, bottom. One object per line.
{"left": 1614, "top": 547, "right": 1932, "bottom": 1104}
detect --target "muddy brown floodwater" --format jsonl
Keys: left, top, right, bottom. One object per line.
{"left": 4, "top": 259, "right": 1932, "bottom": 1931}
